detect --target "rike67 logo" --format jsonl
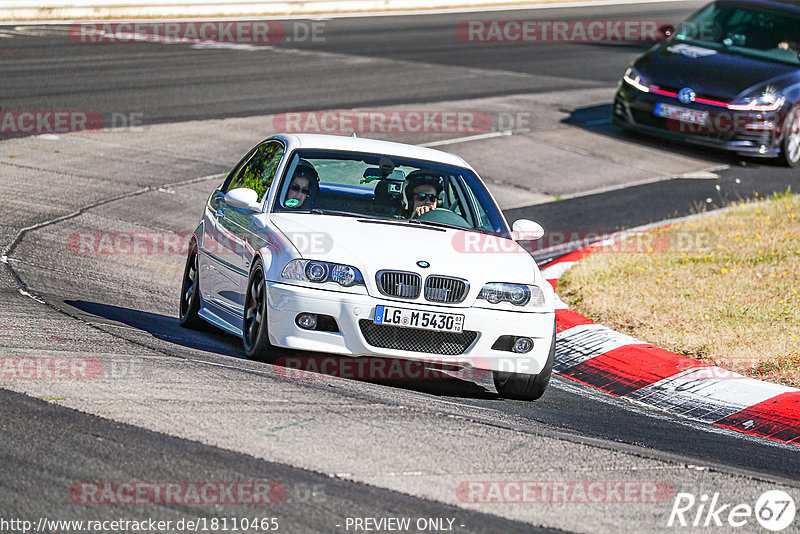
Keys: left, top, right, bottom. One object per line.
{"left": 668, "top": 490, "right": 796, "bottom": 531}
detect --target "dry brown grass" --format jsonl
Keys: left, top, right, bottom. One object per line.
{"left": 559, "top": 190, "right": 800, "bottom": 387}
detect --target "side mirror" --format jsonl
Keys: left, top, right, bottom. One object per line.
{"left": 511, "top": 219, "right": 545, "bottom": 241}
{"left": 656, "top": 24, "right": 675, "bottom": 42}
{"left": 225, "top": 188, "right": 261, "bottom": 212}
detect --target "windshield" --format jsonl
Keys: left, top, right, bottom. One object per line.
{"left": 272, "top": 149, "right": 509, "bottom": 237}
{"left": 674, "top": 2, "right": 800, "bottom": 65}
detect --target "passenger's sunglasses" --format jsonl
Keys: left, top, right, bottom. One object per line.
{"left": 413, "top": 193, "right": 439, "bottom": 202}
{"left": 289, "top": 184, "right": 311, "bottom": 195}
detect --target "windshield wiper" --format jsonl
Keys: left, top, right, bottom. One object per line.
{"left": 405, "top": 219, "right": 458, "bottom": 230}
{"left": 407, "top": 218, "right": 498, "bottom": 235}
{"left": 309, "top": 209, "right": 381, "bottom": 219}
{"left": 359, "top": 219, "right": 445, "bottom": 231}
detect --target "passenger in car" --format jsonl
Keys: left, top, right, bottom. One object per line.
{"left": 284, "top": 160, "right": 320, "bottom": 210}
{"left": 778, "top": 39, "right": 800, "bottom": 57}
{"left": 403, "top": 170, "right": 444, "bottom": 219}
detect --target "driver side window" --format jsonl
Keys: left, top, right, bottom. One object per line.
{"left": 225, "top": 141, "right": 285, "bottom": 202}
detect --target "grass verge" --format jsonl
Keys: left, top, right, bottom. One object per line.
{"left": 558, "top": 189, "right": 800, "bottom": 387}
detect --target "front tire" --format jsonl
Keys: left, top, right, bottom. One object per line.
{"left": 779, "top": 106, "right": 800, "bottom": 167}
{"left": 179, "top": 239, "right": 205, "bottom": 330}
{"left": 243, "top": 259, "right": 275, "bottom": 360}
{"left": 493, "top": 324, "right": 556, "bottom": 401}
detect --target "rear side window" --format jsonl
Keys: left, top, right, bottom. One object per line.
{"left": 224, "top": 141, "right": 285, "bottom": 202}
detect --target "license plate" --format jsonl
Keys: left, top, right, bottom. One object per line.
{"left": 374, "top": 305, "right": 464, "bottom": 333}
{"left": 655, "top": 103, "right": 709, "bottom": 125}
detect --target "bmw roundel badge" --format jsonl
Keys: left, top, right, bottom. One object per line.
{"left": 416, "top": 260, "right": 430, "bottom": 268}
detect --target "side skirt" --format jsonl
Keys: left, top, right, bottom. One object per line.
{"left": 198, "top": 298, "right": 244, "bottom": 338}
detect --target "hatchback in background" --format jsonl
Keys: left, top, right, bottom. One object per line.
{"left": 613, "top": 0, "right": 800, "bottom": 166}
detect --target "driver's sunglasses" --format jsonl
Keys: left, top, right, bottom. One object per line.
{"left": 289, "top": 184, "right": 311, "bottom": 195}
{"left": 414, "top": 193, "right": 439, "bottom": 203}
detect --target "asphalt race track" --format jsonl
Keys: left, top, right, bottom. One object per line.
{"left": 2, "top": 1, "right": 800, "bottom": 532}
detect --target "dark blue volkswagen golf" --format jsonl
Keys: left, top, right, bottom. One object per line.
{"left": 613, "top": 0, "right": 800, "bottom": 166}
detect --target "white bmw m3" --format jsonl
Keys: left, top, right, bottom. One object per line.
{"left": 180, "top": 133, "right": 556, "bottom": 400}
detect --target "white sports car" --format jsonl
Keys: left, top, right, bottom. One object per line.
{"left": 179, "top": 133, "right": 556, "bottom": 400}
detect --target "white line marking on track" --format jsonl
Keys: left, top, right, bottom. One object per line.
{"left": 188, "top": 359, "right": 252, "bottom": 371}
{"left": 18, "top": 288, "right": 45, "bottom": 304}
{"left": 85, "top": 321, "right": 142, "bottom": 331}
{"left": 419, "top": 130, "right": 512, "bottom": 148}
{"left": 555, "top": 165, "right": 730, "bottom": 201}
{"left": 187, "top": 358, "right": 280, "bottom": 377}
{"left": 190, "top": 42, "right": 272, "bottom": 51}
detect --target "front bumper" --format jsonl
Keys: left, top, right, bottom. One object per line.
{"left": 613, "top": 84, "right": 785, "bottom": 157}
{"left": 265, "top": 281, "right": 555, "bottom": 375}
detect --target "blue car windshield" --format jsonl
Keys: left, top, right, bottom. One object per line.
{"left": 272, "top": 149, "right": 510, "bottom": 237}
{"left": 674, "top": 2, "right": 800, "bottom": 65}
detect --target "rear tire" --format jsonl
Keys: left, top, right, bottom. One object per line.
{"left": 779, "top": 106, "right": 800, "bottom": 167}
{"left": 493, "top": 324, "right": 556, "bottom": 401}
{"left": 242, "top": 259, "right": 275, "bottom": 360}
{"left": 179, "top": 239, "right": 205, "bottom": 330}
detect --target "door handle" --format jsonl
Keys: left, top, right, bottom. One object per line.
{"left": 216, "top": 209, "right": 226, "bottom": 218}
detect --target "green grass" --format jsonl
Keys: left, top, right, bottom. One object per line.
{"left": 559, "top": 192, "right": 800, "bottom": 387}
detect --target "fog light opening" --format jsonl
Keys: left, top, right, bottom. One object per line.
{"left": 296, "top": 313, "right": 318, "bottom": 330}
{"left": 513, "top": 337, "right": 533, "bottom": 354}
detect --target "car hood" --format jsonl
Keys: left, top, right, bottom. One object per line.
{"left": 270, "top": 213, "right": 542, "bottom": 287}
{"left": 637, "top": 42, "right": 797, "bottom": 100}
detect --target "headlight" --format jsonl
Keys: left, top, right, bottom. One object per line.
{"left": 330, "top": 265, "right": 357, "bottom": 286}
{"left": 476, "top": 283, "right": 546, "bottom": 308}
{"left": 282, "top": 259, "right": 365, "bottom": 289}
{"left": 622, "top": 67, "right": 651, "bottom": 93}
{"left": 728, "top": 91, "right": 786, "bottom": 111}
{"left": 306, "top": 262, "right": 327, "bottom": 282}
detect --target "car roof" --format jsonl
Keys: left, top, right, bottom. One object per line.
{"left": 273, "top": 133, "right": 473, "bottom": 169}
